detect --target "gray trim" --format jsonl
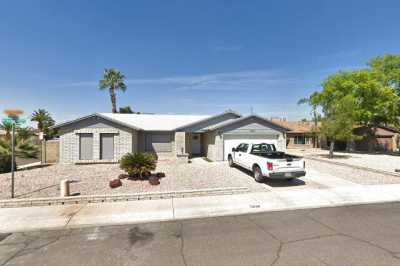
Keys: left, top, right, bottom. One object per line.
{"left": 209, "top": 115, "right": 290, "bottom": 132}
{"left": 51, "top": 113, "right": 143, "bottom": 131}
{"left": 174, "top": 111, "right": 241, "bottom": 131}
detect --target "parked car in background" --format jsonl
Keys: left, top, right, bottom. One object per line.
{"left": 228, "top": 143, "right": 306, "bottom": 182}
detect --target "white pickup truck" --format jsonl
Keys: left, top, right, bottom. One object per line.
{"left": 227, "top": 143, "right": 306, "bottom": 182}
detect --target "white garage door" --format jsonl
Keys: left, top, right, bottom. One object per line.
{"left": 223, "top": 134, "right": 279, "bottom": 160}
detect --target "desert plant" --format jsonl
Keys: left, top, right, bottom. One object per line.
{"left": 0, "top": 153, "right": 16, "bottom": 173}
{"left": 120, "top": 152, "right": 157, "bottom": 178}
{"left": 0, "top": 136, "right": 38, "bottom": 158}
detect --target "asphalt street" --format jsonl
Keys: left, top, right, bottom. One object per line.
{"left": 1, "top": 202, "right": 400, "bottom": 266}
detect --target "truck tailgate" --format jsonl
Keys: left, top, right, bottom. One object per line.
{"left": 273, "top": 159, "right": 304, "bottom": 172}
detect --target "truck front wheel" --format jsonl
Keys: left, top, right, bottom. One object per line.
{"left": 253, "top": 165, "right": 264, "bottom": 183}
{"left": 228, "top": 155, "right": 234, "bottom": 167}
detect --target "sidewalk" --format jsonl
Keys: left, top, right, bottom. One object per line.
{"left": 1, "top": 183, "right": 400, "bottom": 233}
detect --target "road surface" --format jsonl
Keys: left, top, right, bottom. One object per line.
{"left": 1, "top": 202, "right": 400, "bottom": 265}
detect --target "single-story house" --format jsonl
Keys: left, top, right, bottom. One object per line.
{"left": 352, "top": 126, "right": 399, "bottom": 152}
{"left": 271, "top": 119, "right": 320, "bottom": 149}
{"left": 52, "top": 111, "right": 290, "bottom": 164}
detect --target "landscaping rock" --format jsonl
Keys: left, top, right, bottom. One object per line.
{"left": 156, "top": 172, "right": 166, "bottom": 178}
{"left": 109, "top": 179, "right": 122, "bottom": 188}
{"left": 149, "top": 176, "right": 160, "bottom": 186}
{"left": 118, "top": 174, "right": 129, "bottom": 179}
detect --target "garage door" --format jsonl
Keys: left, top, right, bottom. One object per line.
{"left": 223, "top": 134, "right": 279, "bottom": 160}
{"left": 145, "top": 133, "right": 172, "bottom": 152}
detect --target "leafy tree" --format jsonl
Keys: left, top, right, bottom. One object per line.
{"left": 99, "top": 68, "right": 127, "bottom": 113}
{"left": 317, "top": 95, "right": 357, "bottom": 158}
{"left": 119, "top": 106, "right": 134, "bottom": 113}
{"left": 368, "top": 54, "right": 400, "bottom": 94}
{"left": 309, "top": 69, "right": 400, "bottom": 153}
{"left": 31, "top": 109, "right": 56, "bottom": 139}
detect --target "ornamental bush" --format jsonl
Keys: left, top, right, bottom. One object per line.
{"left": 120, "top": 153, "right": 157, "bottom": 178}
{"left": 0, "top": 154, "right": 16, "bottom": 174}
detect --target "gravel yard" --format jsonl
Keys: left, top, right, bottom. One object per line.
{"left": 1, "top": 154, "right": 400, "bottom": 200}
{"left": 0, "top": 159, "right": 269, "bottom": 200}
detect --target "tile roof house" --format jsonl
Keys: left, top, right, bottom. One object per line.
{"left": 271, "top": 119, "right": 321, "bottom": 148}
{"left": 52, "top": 111, "right": 289, "bottom": 164}
{"left": 272, "top": 118, "right": 399, "bottom": 152}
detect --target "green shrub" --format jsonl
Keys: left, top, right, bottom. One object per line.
{"left": 0, "top": 154, "right": 16, "bottom": 174}
{"left": 120, "top": 153, "right": 157, "bottom": 178}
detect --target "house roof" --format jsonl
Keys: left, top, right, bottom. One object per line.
{"left": 52, "top": 112, "right": 213, "bottom": 131}
{"left": 52, "top": 111, "right": 291, "bottom": 132}
{"left": 99, "top": 113, "right": 211, "bottom": 131}
{"left": 353, "top": 125, "right": 399, "bottom": 137}
{"left": 208, "top": 115, "right": 291, "bottom": 132}
{"left": 271, "top": 119, "right": 320, "bottom": 133}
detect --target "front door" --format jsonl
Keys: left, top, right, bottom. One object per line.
{"left": 191, "top": 133, "right": 201, "bottom": 155}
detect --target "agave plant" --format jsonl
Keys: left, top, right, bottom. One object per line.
{"left": 120, "top": 153, "right": 157, "bottom": 178}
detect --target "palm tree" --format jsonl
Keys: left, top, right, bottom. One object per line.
{"left": 119, "top": 106, "right": 134, "bottom": 113}
{"left": 17, "top": 127, "right": 36, "bottom": 142}
{"left": 0, "top": 136, "right": 38, "bottom": 158}
{"left": 0, "top": 122, "right": 12, "bottom": 139}
{"left": 99, "top": 68, "right": 127, "bottom": 113}
{"left": 31, "top": 109, "right": 55, "bottom": 132}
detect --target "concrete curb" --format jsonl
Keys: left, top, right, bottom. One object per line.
{"left": 305, "top": 156, "right": 400, "bottom": 177}
{"left": 0, "top": 187, "right": 250, "bottom": 208}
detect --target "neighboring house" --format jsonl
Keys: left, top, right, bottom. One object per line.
{"left": 352, "top": 126, "right": 399, "bottom": 152}
{"left": 52, "top": 111, "right": 289, "bottom": 164}
{"left": 271, "top": 119, "right": 320, "bottom": 149}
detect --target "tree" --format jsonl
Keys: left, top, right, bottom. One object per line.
{"left": 119, "top": 106, "right": 134, "bottom": 113}
{"left": 316, "top": 95, "right": 357, "bottom": 158}
{"left": 368, "top": 54, "right": 400, "bottom": 95}
{"left": 309, "top": 69, "right": 400, "bottom": 154}
{"left": 99, "top": 68, "right": 127, "bottom": 113}
{"left": 298, "top": 92, "right": 321, "bottom": 148}
{"left": 16, "top": 127, "right": 36, "bottom": 142}
{"left": 31, "top": 109, "right": 56, "bottom": 139}
{"left": 0, "top": 122, "right": 12, "bottom": 139}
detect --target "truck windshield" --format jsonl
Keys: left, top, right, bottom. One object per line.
{"left": 251, "top": 143, "right": 277, "bottom": 153}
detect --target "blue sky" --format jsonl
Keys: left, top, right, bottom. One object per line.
{"left": 1, "top": 0, "right": 399, "bottom": 124}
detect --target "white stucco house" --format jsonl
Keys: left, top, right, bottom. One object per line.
{"left": 51, "top": 110, "right": 289, "bottom": 164}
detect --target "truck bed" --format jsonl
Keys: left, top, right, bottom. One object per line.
{"left": 250, "top": 151, "right": 301, "bottom": 161}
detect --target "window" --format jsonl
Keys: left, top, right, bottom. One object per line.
{"left": 251, "top": 143, "right": 276, "bottom": 153}
{"left": 236, "top": 143, "right": 249, "bottom": 152}
{"left": 294, "top": 136, "right": 310, "bottom": 145}
{"left": 79, "top": 133, "right": 93, "bottom": 160}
